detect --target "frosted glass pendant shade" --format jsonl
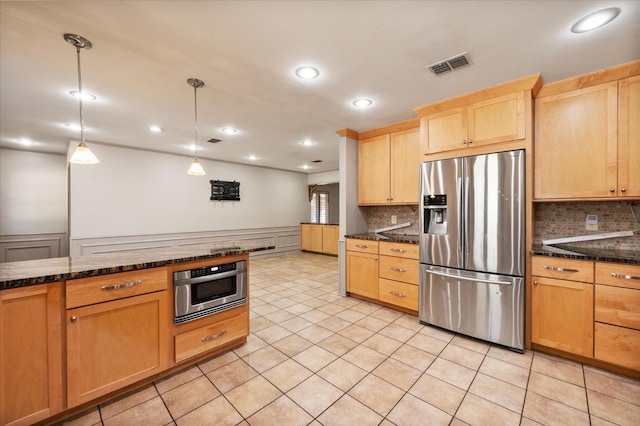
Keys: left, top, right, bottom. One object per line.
{"left": 70, "top": 142, "right": 100, "bottom": 164}
{"left": 187, "top": 158, "right": 206, "bottom": 176}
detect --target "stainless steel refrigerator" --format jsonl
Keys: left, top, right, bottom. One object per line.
{"left": 418, "top": 149, "right": 525, "bottom": 351}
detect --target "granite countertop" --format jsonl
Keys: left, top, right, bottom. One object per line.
{"left": 531, "top": 244, "right": 640, "bottom": 265}
{"left": 300, "top": 222, "right": 340, "bottom": 226}
{"left": 0, "top": 243, "right": 274, "bottom": 290}
{"left": 345, "top": 233, "right": 419, "bottom": 245}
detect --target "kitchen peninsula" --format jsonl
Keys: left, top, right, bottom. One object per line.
{"left": 0, "top": 243, "right": 272, "bottom": 426}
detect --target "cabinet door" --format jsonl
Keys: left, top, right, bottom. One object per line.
{"left": 468, "top": 92, "right": 525, "bottom": 146}
{"left": 618, "top": 75, "right": 640, "bottom": 197}
{"left": 346, "top": 251, "right": 379, "bottom": 299}
{"left": 1, "top": 284, "right": 63, "bottom": 426}
{"left": 359, "top": 135, "right": 391, "bottom": 204}
{"left": 67, "top": 291, "right": 168, "bottom": 407}
{"left": 531, "top": 276, "right": 593, "bottom": 357}
{"left": 301, "top": 224, "right": 323, "bottom": 252}
{"left": 322, "top": 225, "right": 339, "bottom": 255}
{"left": 421, "top": 108, "right": 468, "bottom": 154}
{"left": 535, "top": 82, "right": 618, "bottom": 199}
{"left": 390, "top": 128, "right": 420, "bottom": 204}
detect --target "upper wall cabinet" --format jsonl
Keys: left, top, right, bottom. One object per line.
{"left": 414, "top": 74, "right": 540, "bottom": 158}
{"left": 534, "top": 62, "right": 640, "bottom": 200}
{"left": 358, "top": 126, "right": 420, "bottom": 205}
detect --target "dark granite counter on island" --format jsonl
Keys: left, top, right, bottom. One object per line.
{"left": 345, "top": 233, "right": 419, "bottom": 245}
{"left": 0, "top": 242, "right": 274, "bottom": 290}
{"left": 531, "top": 244, "right": 640, "bottom": 265}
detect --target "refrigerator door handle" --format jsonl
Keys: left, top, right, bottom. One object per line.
{"left": 463, "top": 176, "right": 470, "bottom": 257}
{"left": 456, "top": 176, "right": 463, "bottom": 253}
{"left": 425, "top": 268, "right": 513, "bottom": 286}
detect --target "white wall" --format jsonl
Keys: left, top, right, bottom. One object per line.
{"left": 69, "top": 144, "right": 309, "bottom": 239}
{"left": 0, "top": 149, "right": 67, "bottom": 235}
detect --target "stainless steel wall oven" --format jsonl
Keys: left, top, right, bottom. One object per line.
{"left": 174, "top": 260, "right": 247, "bottom": 324}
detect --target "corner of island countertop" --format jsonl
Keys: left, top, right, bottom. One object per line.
{"left": 0, "top": 243, "right": 274, "bottom": 290}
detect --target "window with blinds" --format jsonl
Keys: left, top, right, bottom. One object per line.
{"left": 310, "top": 191, "right": 329, "bottom": 224}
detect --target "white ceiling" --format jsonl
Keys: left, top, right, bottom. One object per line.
{"left": 1, "top": 1, "right": 639, "bottom": 174}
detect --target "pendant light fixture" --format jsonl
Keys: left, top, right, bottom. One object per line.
{"left": 186, "top": 78, "right": 206, "bottom": 176}
{"left": 64, "top": 33, "right": 99, "bottom": 164}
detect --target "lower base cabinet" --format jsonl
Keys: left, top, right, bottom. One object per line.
{"left": 0, "top": 283, "right": 63, "bottom": 426}
{"left": 595, "top": 323, "right": 640, "bottom": 370}
{"left": 346, "top": 250, "right": 379, "bottom": 300}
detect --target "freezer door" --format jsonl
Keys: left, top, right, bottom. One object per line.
{"left": 419, "top": 158, "right": 463, "bottom": 269}
{"left": 464, "top": 150, "right": 525, "bottom": 276}
{"left": 419, "top": 265, "right": 524, "bottom": 350}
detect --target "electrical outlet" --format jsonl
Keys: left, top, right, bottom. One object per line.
{"left": 586, "top": 214, "right": 598, "bottom": 231}
{"left": 391, "top": 215, "right": 397, "bottom": 224}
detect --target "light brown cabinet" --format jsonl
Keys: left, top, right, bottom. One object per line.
{"left": 421, "top": 92, "right": 525, "bottom": 154}
{"left": 594, "top": 262, "right": 640, "bottom": 371}
{"left": 346, "top": 239, "right": 419, "bottom": 312}
{"left": 531, "top": 257, "right": 594, "bottom": 357}
{"left": 66, "top": 268, "right": 169, "bottom": 407}
{"left": 534, "top": 64, "right": 640, "bottom": 200}
{"left": 358, "top": 127, "right": 420, "bottom": 205}
{"left": 1, "top": 283, "right": 63, "bottom": 426}
{"left": 301, "top": 224, "right": 339, "bottom": 255}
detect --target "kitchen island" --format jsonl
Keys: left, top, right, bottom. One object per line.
{"left": 0, "top": 243, "right": 272, "bottom": 426}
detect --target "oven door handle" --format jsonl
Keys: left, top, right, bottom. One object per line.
{"left": 174, "top": 268, "right": 246, "bottom": 285}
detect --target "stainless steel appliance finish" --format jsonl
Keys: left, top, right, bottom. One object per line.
{"left": 174, "top": 260, "right": 247, "bottom": 324}
{"left": 419, "top": 150, "right": 525, "bottom": 350}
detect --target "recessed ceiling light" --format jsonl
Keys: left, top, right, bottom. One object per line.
{"left": 69, "top": 90, "right": 96, "bottom": 101}
{"left": 247, "top": 155, "right": 259, "bottom": 161}
{"left": 352, "top": 98, "right": 373, "bottom": 108}
{"left": 149, "top": 125, "right": 163, "bottom": 133}
{"left": 301, "top": 164, "right": 311, "bottom": 170}
{"left": 221, "top": 127, "right": 239, "bottom": 135}
{"left": 295, "top": 66, "right": 320, "bottom": 79}
{"left": 571, "top": 7, "right": 620, "bottom": 33}
{"left": 300, "top": 139, "right": 315, "bottom": 146}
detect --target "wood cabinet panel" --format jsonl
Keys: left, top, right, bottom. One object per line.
{"left": 618, "top": 75, "right": 640, "bottom": 197}
{"left": 595, "top": 322, "right": 640, "bottom": 370}
{"left": 1, "top": 283, "right": 63, "bottom": 426}
{"left": 390, "top": 128, "right": 421, "bottom": 203}
{"left": 346, "top": 251, "right": 378, "bottom": 300}
{"left": 67, "top": 290, "right": 169, "bottom": 407}
{"left": 531, "top": 256, "right": 594, "bottom": 283}
{"left": 378, "top": 278, "right": 418, "bottom": 311}
{"left": 66, "top": 267, "right": 168, "bottom": 309}
{"left": 595, "top": 262, "right": 640, "bottom": 290}
{"left": 175, "top": 313, "right": 248, "bottom": 363}
{"left": 358, "top": 135, "right": 391, "bottom": 204}
{"left": 595, "top": 285, "right": 640, "bottom": 330}
{"left": 468, "top": 91, "right": 525, "bottom": 146}
{"left": 378, "top": 241, "right": 419, "bottom": 259}
{"left": 534, "top": 82, "right": 619, "bottom": 199}
{"left": 379, "top": 256, "right": 419, "bottom": 285}
{"left": 346, "top": 239, "right": 378, "bottom": 255}
{"left": 322, "top": 225, "right": 339, "bottom": 255}
{"left": 423, "top": 108, "right": 467, "bottom": 153}
{"left": 301, "top": 224, "right": 323, "bottom": 253}
{"left": 531, "top": 276, "right": 593, "bottom": 357}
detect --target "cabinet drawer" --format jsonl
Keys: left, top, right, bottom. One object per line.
{"left": 532, "top": 256, "right": 593, "bottom": 283}
{"left": 378, "top": 241, "right": 419, "bottom": 259}
{"left": 379, "top": 256, "right": 418, "bottom": 285}
{"left": 379, "top": 278, "right": 418, "bottom": 311}
{"left": 595, "top": 284, "right": 640, "bottom": 330}
{"left": 595, "top": 322, "right": 640, "bottom": 371}
{"left": 596, "top": 262, "right": 640, "bottom": 290}
{"left": 346, "top": 239, "right": 378, "bottom": 254}
{"left": 67, "top": 267, "right": 168, "bottom": 309}
{"left": 175, "top": 314, "right": 248, "bottom": 363}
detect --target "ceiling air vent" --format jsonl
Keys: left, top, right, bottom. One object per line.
{"left": 311, "top": 160, "right": 323, "bottom": 163}
{"left": 207, "top": 138, "right": 222, "bottom": 143}
{"left": 427, "top": 52, "right": 471, "bottom": 76}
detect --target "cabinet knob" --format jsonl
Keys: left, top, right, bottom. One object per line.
{"left": 468, "top": 139, "right": 473, "bottom": 144}
{"left": 621, "top": 187, "right": 627, "bottom": 193}
{"left": 463, "top": 140, "right": 467, "bottom": 145}
{"left": 610, "top": 188, "right": 616, "bottom": 193}
{"left": 533, "top": 281, "right": 538, "bottom": 286}
{"left": 70, "top": 316, "right": 78, "bottom": 323}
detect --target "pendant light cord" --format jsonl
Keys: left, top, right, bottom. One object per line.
{"left": 76, "top": 46, "right": 86, "bottom": 146}
{"left": 193, "top": 85, "right": 199, "bottom": 159}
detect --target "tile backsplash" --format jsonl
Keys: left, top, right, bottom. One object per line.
{"left": 361, "top": 205, "right": 420, "bottom": 235}
{"left": 534, "top": 201, "right": 640, "bottom": 251}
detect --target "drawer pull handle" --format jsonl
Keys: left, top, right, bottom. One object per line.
{"left": 390, "top": 248, "right": 407, "bottom": 253}
{"left": 390, "top": 267, "right": 407, "bottom": 272}
{"left": 202, "top": 330, "right": 228, "bottom": 342}
{"left": 355, "top": 244, "right": 368, "bottom": 249}
{"left": 389, "top": 291, "right": 406, "bottom": 298}
{"left": 610, "top": 272, "right": 640, "bottom": 281}
{"left": 101, "top": 280, "right": 143, "bottom": 291}
{"left": 543, "top": 266, "right": 579, "bottom": 273}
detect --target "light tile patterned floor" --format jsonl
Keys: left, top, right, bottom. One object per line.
{"left": 63, "top": 252, "right": 640, "bottom": 426}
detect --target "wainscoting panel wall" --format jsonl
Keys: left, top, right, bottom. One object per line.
{"left": 0, "top": 233, "right": 68, "bottom": 262}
